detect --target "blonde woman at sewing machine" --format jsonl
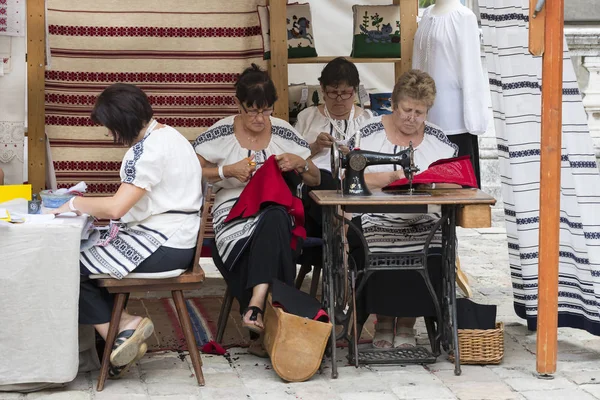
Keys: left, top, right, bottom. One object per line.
{"left": 347, "top": 70, "right": 459, "bottom": 349}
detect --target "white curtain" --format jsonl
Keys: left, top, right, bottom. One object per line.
{"left": 479, "top": 0, "right": 600, "bottom": 334}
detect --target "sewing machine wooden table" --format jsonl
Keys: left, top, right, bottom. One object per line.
{"left": 310, "top": 188, "right": 496, "bottom": 378}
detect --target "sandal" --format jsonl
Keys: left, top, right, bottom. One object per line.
{"left": 242, "top": 306, "right": 264, "bottom": 334}
{"left": 108, "top": 342, "right": 147, "bottom": 379}
{"left": 393, "top": 326, "right": 416, "bottom": 349}
{"left": 110, "top": 317, "right": 155, "bottom": 367}
{"left": 372, "top": 318, "right": 394, "bottom": 349}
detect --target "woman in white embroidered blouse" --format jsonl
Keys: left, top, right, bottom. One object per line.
{"left": 51, "top": 84, "right": 203, "bottom": 377}
{"left": 294, "top": 57, "right": 372, "bottom": 237}
{"left": 347, "top": 70, "right": 459, "bottom": 349}
{"left": 194, "top": 65, "right": 320, "bottom": 355}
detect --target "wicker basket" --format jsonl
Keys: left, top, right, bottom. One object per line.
{"left": 448, "top": 322, "right": 504, "bottom": 365}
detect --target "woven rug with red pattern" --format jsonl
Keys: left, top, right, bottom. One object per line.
{"left": 46, "top": 0, "right": 266, "bottom": 195}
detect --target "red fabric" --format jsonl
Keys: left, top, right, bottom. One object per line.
{"left": 201, "top": 340, "right": 227, "bottom": 355}
{"left": 383, "top": 155, "right": 478, "bottom": 191}
{"left": 223, "top": 155, "right": 306, "bottom": 249}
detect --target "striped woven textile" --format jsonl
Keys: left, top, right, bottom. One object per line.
{"left": 480, "top": 0, "right": 600, "bottom": 335}
{"left": 46, "top": 0, "right": 266, "bottom": 195}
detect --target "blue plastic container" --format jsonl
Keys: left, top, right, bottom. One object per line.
{"left": 39, "top": 190, "right": 75, "bottom": 209}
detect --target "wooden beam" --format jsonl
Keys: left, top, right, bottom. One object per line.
{"left": 397, "top": 0, "right": 418, "bottom": 82}
{"left": 528, "top": 0, "right": 545, "bottom": 56}
{"left": 269, "top": 0, "right": 289, "bottom": 121}
{"left": 536, "top": 0, "right": 564, "bottom": 375}
{"left": 27, "top": 0, "right": 46, "bottom": 194}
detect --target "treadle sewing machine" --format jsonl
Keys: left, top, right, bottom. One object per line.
{"left": 310, "top": 131, "right": 496, "bottom": 379}
{"left": 331, "top": 137, "right": 420, "bottom": 196}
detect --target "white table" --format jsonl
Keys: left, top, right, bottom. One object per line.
{"left": 0, "top": 200, "right": 88, "bottom": 385}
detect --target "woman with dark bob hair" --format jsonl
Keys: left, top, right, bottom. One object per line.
{"left": 194, "top": 64, "right": 320, "bottom": 351}
{"left": 50, "top": 83, "right": 203, "bottom": 377}
{"left": 294, "top": 57, "right": 372, "bottom": 236}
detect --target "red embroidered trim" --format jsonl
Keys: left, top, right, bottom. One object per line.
{"left": 45, "top": 115, "right": 222, "bottom": 127}
{"left": 45, "top": 71, "right": 239, "bottom": 83}
{"left": 48, "top": 25, "right": 261, "bottom": 38}
{"left": 50, "top": 48, "right": 264, "bottom": 59}
{"left": 45, "top": 93, "right": 236, "bottom": 107}
{"left": 54, "top": 161, "right": 122, "bottom": 171}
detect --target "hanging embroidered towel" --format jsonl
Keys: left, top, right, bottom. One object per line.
{"left": 0, "top": 0, "right": 26, "bottom": 37}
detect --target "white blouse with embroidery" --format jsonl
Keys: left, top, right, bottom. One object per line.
{"left": 412, "top": 5, "right": 489, "bottom": 136}
{"left": 119, "top": 124, "right": 203, "bottom": 249}
{"left": 295, "top": 105, "right": 373, "bottom": 172}
{"left": 193, "top": 115, "right": 311, "bottom": 211}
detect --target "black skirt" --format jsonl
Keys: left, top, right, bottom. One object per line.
{"left": 348, "top": 216, "right": 443, "bottom": 318}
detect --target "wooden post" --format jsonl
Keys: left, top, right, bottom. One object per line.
{"left": 528, "top": 0, "right": 545, "bottom": 56}
{"left": 27, "top": 0, "right": 46, "bottom": 193}
{"left": 536, "top": 0, "right": 564, "bottom": 375}
{"left": 269, "top": 0, "right": 289, "bottom": 121}
{"left": 396, "top": 0, "right": 418, "bottom": 82}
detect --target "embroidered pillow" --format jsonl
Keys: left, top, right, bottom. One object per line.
{"left": 369, "top": 92, "right": 393, "bottom": 116}
{"left": 350, "top": 5, "right": 401, "bottom": 58}
{"left": 258, "top": 3, "right": 318, "bottom": 60}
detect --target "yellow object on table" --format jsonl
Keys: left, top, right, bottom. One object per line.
{"left": 0, "top": 184, "right": 32, "bottom": 203}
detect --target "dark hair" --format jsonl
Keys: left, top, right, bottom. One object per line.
{"left": 235, "top": 63, "right": 278, "bottom": 108}
{"left": 318, "top": 57, "right": 360, "bottom": 89}
{"left": 91, "top": 83, "right": 154, "bottom": 147}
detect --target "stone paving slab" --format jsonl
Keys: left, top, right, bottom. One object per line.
{"left": 4, "top": 228, "right": 600, "bottom": 400}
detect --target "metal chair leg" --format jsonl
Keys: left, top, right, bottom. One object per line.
{"left": 97, "top": 293, "right": 127, "bottom": 392}
{"left": 172, "top": 290, "right": 205, "bottom": 386}
{"left": 216, "top": 286, "right": 233, "bottom": 343}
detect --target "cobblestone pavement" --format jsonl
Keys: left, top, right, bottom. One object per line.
{"left": 4, "top": 224, "right": 600, "bottom": 400}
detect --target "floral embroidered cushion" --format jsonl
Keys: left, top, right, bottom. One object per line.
{"left": 258, "top": 3, "right": 318, "bottom": 60}
{"left": 351, "top": 5, "right": 401, "bottom": 58}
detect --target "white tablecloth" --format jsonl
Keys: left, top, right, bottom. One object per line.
{"left": 0, "top": 201, "right": 87, "bottom": 385}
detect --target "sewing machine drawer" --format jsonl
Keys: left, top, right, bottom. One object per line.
{"left": 457, "top": 204, "right": 492, "bottom": 228}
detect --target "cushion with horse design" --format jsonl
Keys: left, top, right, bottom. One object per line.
{"left": 258, "top": 2, "right": 318, "bottom": 60}
{"left": 351, "top": 5, "right": 401, "bottom": 58}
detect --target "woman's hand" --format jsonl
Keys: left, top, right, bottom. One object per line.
{"left": 44, "top": 198, "right": 82, "bottom": 216}
{"left": 310, "top": 132, "right": 335, "bottom": 155}
{"left": 275, "top": 153, "right": 305, "bottom": 173}
{"left": 225, "top": 156, "right": 256, "bottom": 183}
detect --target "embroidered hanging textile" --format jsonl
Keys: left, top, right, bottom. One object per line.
{"left": 0, "top": 0, "right": 25, "bottom": 37}
{"left": 46, "top": 0, "right": 266, "bottom": 195}
{"left": 479, "top": 0, "right": 600, "bottom": 334}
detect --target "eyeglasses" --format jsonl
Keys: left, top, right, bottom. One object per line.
{"left": 240, "top": 103, "right": 274, "bottom": 118}
{"left": 325, "top": 90, "right": 355, "bottom": 101}
{"left": 396, "top": 108, "right": 427, "bottom": 124}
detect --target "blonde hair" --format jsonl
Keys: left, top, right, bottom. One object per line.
{"left": 391, "top": 69, "right": 436, "bottom": 110}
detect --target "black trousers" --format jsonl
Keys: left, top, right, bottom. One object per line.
{"left": 79, "top": 246, "right": 195, "bottom": 325}
{"left": 302, "top": 169, "right": 338, "bottom": 238}
{"left": 447, "top": 132, "right": 481, "bottom": 189}
{"left": 348, "top": 216, "right": 443, "bottom": 318}
{"left": 213, "top": 206, "right": 297, "bottom": 313}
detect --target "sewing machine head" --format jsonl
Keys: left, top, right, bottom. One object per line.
{"left": 333, "top": 143, "right": 419, "bottom": 196}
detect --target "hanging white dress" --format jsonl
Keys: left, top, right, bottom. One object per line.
{"left": 479, "top": 0, "right": 600, "bottom": 334}
{"left": 412, "top": 5, "right": 489, "bottom": 136}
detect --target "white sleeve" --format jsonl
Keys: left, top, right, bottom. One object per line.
{"left": 121, "top": 138, "right": 163, "bottom": 191}
{"left": 294, "top": 110, "right": 308, "bottom": 140}
{"left": 459, "top": 12, "right": 489, "bottom": 135}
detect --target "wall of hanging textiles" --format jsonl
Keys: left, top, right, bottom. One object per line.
{"left": 45, "top": 0, "right": 266, "bottom": 195}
